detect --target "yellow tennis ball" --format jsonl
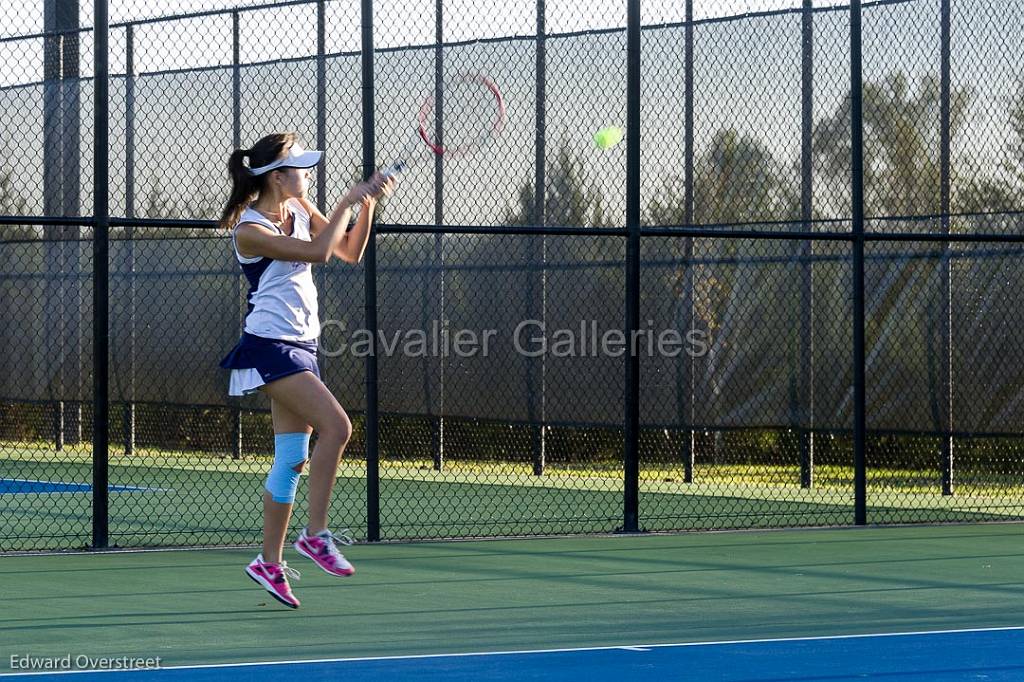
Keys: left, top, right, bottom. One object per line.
{"left": 594, "top": 126, "right": 624, "bottom": 150}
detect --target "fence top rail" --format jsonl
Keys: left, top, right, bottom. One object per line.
{"left": 2, "top": 215, "right": 1023, "bottom": 244}
{"left": 0, "top": 0, "right": 917, "bottom": 48}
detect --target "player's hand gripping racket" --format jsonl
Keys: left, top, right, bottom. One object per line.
{"left": 381, "top": 72, "right": 507, "bottom": 178}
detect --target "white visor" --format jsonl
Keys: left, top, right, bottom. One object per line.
{"left": 246, "top": 143, "right": 323, "bottom": 176}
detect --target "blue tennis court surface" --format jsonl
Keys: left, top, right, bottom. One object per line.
{"left": 4, "top": 627, "right": 1022, "bottom": 681}
{"left": 0, "top": 479, "right": 162, "bottom": 494}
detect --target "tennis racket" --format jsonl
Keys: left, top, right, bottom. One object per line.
{"left": 381, "top": 71, "right": 507, "bottom": 178}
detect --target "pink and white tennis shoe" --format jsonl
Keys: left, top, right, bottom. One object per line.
{"left": 245, "top": 554, "right": 301, "bottom": 609}
{"left": 293, "top": 527, "right": 355, "bottom": 577}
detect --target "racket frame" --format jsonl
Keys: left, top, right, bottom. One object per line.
{"left": 382, "top": 72, "right": 506, "bottom": 178}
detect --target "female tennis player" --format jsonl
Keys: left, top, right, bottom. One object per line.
{"left": 218, "top": 132, "right": 393, "bottom": 609}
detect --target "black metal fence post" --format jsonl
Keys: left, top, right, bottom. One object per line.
{"left": 43, "top": 8, "right": 63, "bottom": 448}
{"left": 231, "top": 12, "right": 241, "bottom": 149}
{"left": 798, "top": 0, "right": 815, "bottom": 489}
{"left": 316, "top": 0, "right": 327, "bottom": 217}
{"left": 939, "top": 0, "right": 954, "bottom": 496}
{"left": 432, "top": 0, "right": 445, "bottom": 473}
{"left": 231, "top": 10, "right": 243, "bottom": 460}
{"left": 314, "top": 0, "right": 329, "bottom": 409}
{"left": 361, "top": 0, "right": 381, "bottom": 542}
{"left": 64, "top": 0, "right": 83, "bottom": 449}
{"left": 93, "top": 0, "right": 110, "bottom": 549}
{"left": 622, "top": 0, "right": 641, "bottom": 533}
{"left": 124, "top": 23, "right": 136, "bottom": 457}
{"left": 680, "top": 0, "right": 696, "bottom": 484}
{"left": 851, "top": 0, "right": 867, "bottom": 525}
{"left": 67, "top": 0, "right": 84, "bottom": 450}
{"left": 529, "top": 0, "right": 547, "bottom": 477}
{"left": 43, "top": 0, "right": 83, "bottom": 451}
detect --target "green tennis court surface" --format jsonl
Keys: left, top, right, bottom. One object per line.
{"left": 2, "top": 524, "right": 1023, "bottom": 675}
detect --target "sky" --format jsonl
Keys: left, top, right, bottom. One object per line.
{"left": 0, "top": 0, "right": 856, "bottom": 88}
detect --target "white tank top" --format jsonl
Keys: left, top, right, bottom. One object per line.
{"left": 231, "top": 199, "right": 320, "bottom": 342}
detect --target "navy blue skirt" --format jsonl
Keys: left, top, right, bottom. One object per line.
{"left": 219, "top": 332, "right": 321, "bottom": 386}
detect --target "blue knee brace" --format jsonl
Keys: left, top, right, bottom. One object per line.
{"left": 266, "top": 432, "right": 310, "bottom": 504}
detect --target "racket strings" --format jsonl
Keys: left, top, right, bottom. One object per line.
{"left": 418, "top": 72, "right": 505, "bottom": 157}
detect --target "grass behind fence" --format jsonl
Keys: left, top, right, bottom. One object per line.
{"left": 2, "top": 432, "right": 1021, "bottom": 551}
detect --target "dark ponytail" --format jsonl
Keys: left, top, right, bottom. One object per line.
{"left": 219, "top": 132, "right": 298, "bottom": 230}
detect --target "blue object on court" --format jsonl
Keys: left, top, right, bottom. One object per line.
{"left": 0, "top": 479, "right": 159, "bottom": 495}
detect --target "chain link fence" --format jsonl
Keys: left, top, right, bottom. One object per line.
{"left": 1, "top": 0, "right": 1023, "bottom": 551}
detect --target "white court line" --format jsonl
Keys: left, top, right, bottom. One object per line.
{"left": 2, "top": 624, "right": 1023, "bottom": 677}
